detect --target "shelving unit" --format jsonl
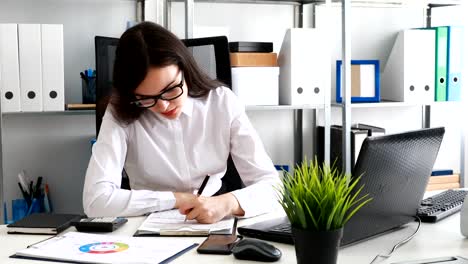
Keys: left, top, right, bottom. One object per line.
{"left": 0, "top": 0, "right": 143, "bottom": 222}
{"left": 164, "top": 0, "right": 332, "bottom": 167}
{"left": 332, "top": 101, "right": 423, "bottom": 108}
{"left": 246, "top": 105, "right": 323, "bottom": 111}
{"left": 2, "top": 110, "right": 95, "bottom": 116}
{"left": 316, "top": 1, "right": 463, "bottom": 176}
{"left": 170, "top": 0, "right": 465, "bottom": 178}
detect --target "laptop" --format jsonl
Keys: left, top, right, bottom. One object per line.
{"left": 238, "top": 127, "right": 445, "bottom": 246}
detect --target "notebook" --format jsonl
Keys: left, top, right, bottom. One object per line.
{"left": 7, "top": 213, "right": 83, "bottom": 235}
{"left": 11, "top": 231, "right": 197, "bottom": 264}
{"left": 238, "top": 127, "right": 445, "bottom": 246}
{"left": 134, "top": 209, "right": 235, "bottom": 236}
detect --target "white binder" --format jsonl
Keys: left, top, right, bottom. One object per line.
{"left": 381, "top": 29, "right": 435, "bottom": 103}
{"left": 0, "top": 24, "right": 21, "bottom": 112}
{"left": 447, "top": 26, "right": 463, "bottom": 101}
{"left": 41, "top": 24, "right": 65, "bottom": 111}
{"left": 278, "top": 28, "right": 329, "bottom": 105}
{"left": 18, "top": 24, "right": 43, "bottom": 112}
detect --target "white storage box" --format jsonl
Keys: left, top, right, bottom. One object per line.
{"left": 231, "top": 67, "right": 279, "bottom": 106}
{"left": 278, "top": 28, "right": 329, "bottom": 105}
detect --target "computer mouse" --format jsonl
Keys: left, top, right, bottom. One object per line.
{"left": 232, "top": 238, "right": 282, "bottom": 262}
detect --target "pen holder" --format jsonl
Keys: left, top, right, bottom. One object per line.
{"left": 12, "top": 199, "right": 28, "bottom": 222}
{"left": 11, "top": 196, "right": 45, "bottom": 223}
{"left": 82, "top": 77, "right": 96, "bottom": 104}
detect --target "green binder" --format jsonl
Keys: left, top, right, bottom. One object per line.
{"left": 434, "top": 26, "right": 448, "bottom": 102}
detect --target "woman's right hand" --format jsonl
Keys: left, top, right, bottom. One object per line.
{"left": 173, "top": 192, "right": 197, "bottom": 213}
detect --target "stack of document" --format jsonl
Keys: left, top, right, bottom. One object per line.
{"left": 134, "top": 209, "right": 235, "bottom": 236}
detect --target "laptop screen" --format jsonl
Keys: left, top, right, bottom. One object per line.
{"left": 238, "top": 127, "right": 445, "bottom": 246}
{"left": 341, "top": 127, "right": 444, "bottom": 245}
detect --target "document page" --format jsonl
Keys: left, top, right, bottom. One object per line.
{"left": 136, "top": 209, "right": 235, "bottom": 235}
{"left": 14, "top": 231, "right": 195, "bottom": 264}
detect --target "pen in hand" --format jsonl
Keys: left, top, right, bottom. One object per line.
{"left": 184, "top": 175, "right": 210, "bottom": 222}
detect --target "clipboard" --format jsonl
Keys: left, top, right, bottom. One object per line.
{"left": 10, "top": 231, "right": 198, "bottom": 264}
{"left": 133, "top": 209, "right": 235, "bottom": 237}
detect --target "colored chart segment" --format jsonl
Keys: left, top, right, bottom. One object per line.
{"left": 79, "top": 242, "right": 129, "bottom": 254}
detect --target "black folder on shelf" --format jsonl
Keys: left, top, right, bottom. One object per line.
{"left": 352, "top": 123, "right": 385, "bottom": 136}
{"left": 317, "top": 124, "right": 386, "bottom": 171}
{"left": 317, "top": 125, "right": 368, "bottom": 171}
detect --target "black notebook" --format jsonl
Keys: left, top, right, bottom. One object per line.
{"left": 7, "top": 213, "right": 83, "bottom": 235}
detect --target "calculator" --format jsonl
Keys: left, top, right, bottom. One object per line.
{"left": 72, "top": 217, "right": 128, "bottom": 232}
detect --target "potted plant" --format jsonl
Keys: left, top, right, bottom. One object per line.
{"left": 277, "top": 158, "right": 372, "bottom": 264}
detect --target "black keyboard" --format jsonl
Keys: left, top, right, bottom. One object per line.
{"left": 417, "top": 189, "right": 468, "bottom": 222}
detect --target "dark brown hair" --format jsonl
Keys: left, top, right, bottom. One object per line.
{"left": 111, "top": 21, "right": 223, "bottom": 125}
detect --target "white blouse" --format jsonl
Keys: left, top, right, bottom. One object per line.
{"left": 83, "top": 87, "right": 280, "bottom": 218}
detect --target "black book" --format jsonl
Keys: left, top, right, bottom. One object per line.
{"left": 7, "top": 213, "right": 83, "bottom": 235}
{"left": 229, "top": 41, "right": 273, "bottom": 53}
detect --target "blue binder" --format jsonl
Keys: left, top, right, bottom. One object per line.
{"left": 447, "top": 26, "right": 463, "bottom": 101}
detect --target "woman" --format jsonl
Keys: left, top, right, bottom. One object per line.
{"left": 83, "top": 22, "right": 279, "bottom": 224}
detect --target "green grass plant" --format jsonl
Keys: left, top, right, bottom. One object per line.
{"left": 277, "top": 158, "right": 372, "bottom": 231}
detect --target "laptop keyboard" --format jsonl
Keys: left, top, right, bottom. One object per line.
{"left": 417, "top": 189, "right": 468, "bottom": 222}
{"left": 270, "top": 222, "right": 291, "bottom": 233}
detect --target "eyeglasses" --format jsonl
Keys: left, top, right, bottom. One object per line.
{"left": 131, "top": 73, "right": 184, "bottom": 108}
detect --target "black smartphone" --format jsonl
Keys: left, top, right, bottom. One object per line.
{"left": 197, "top": 234, "right": 240, "bottom": 254}
{"left": 197, "top": 218, "right": 239, "bottom": 255}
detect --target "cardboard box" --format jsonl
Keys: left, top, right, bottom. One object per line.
{"left": 230, "top": 53, "right": 277, "bottom": 67}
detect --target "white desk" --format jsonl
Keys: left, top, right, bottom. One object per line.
{"left": 0, "top": 211, "right": 467, "bottom": 264}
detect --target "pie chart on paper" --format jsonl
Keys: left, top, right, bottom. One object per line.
{"left": 79, "top": 242, "right": 129, "bottom": 254}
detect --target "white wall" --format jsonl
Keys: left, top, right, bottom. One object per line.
{"left": 169, "top": 2, "right": 295, "bottom": 53}
{"left": 2, "top": 113, "right": 95, "bottom": 215}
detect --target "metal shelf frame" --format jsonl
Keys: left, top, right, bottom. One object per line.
{"left": 142, "top": 0, "right": 464, "bottom": 175}
{"left": 168, "top": 0, "right": 329, "bottom": 167}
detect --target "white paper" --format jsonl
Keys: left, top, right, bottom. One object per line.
{"left": 15, "top": 231, "right": 195, "bottom": 264}
{"left": 137, "top": 209, "right": 234, "bottom": 235}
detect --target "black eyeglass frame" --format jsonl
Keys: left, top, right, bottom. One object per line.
{"left": 130, "top": 72, "right": 185, "bottom": 108}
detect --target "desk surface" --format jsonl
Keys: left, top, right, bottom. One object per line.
{"left": 0, "top": 211, "right": 467, "bottom": 264}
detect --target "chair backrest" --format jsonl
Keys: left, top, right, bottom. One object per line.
{"left": 94, "top": 36, "right": 119, "bottom": 136}
{"left": 181, "top": 36, "right": 232, "bottom": 87}
{"left": 95, "top": 36, "right": 130, "bottom": 189}
{"left": 94, "top": 34, "right": 243, "bottom": 192}
{"left": 182, "top": 35, "right": 244, "bottom": 194}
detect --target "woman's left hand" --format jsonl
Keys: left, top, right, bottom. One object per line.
{"left": 179, "top": 193, "right": 245, "bottom": 224}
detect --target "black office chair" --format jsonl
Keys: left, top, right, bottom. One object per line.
{"left": 95, "top": 36, "right": 131, "bottom": 189}
{"left": 94, "top": 35, "right": 244, "bottom": 193}
{"left": 181, "top": 36, "right": 232, "bottom": 87}
{"left": 181, "top": 35, "right": 244, "bottom": 194}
